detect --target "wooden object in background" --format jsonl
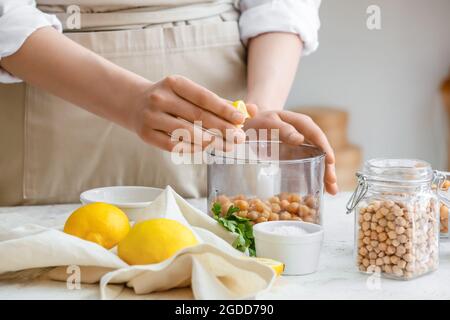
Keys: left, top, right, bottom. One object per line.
{"left": 292, "top": 107, "right": 362, "bottom": 191}
{"left": 442, "top": 72, "right": 450, "bottom": 170}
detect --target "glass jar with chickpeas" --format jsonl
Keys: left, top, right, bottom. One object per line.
{"left": 207, "top": 142, "right": 325, "bottom": 226}
{"left": 346, "top": 159, "right": 450, "bottom": 280}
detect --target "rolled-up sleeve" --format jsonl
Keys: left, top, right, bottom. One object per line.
{"left": 0, "top": 0, "right": 62, "bottom": 83}
{"left": 239, "top": 0, "right": 321, "bottom": 55}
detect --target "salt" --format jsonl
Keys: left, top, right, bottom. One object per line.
{"left": 269, "top": 225, "right": 309, "bottom": 236}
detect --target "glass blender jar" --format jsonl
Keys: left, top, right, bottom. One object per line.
{"left": 207, "top": 141, "right": 325, "bottom": 225}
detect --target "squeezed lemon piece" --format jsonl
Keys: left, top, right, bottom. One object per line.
{"left": 252, "top": 257, "right": 285, "bottom": 276}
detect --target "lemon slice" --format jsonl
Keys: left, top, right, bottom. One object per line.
{"left": 252, "top": 257, "right": 285, "bottom": 276}
{"left": 232, "top": 100, "right": 251, "bottom": 120}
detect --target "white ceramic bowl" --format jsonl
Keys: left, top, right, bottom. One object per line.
{"left": 80, "top": 186, "right": 163, "bottom": 221}
{"left": 253, "top": 221, "right": 324, "bottom": 276}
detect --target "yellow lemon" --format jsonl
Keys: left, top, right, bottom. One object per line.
{"left": 118, "top": 218, "right": 199, "bottom": 265}
{"left": 252, "top": 257, "right": 285, "bottom": 276}
{"left": 64, "top": 202, "right": 130, "bottom": 249}
{"left": 232, "top": 100, "right": 251, "bottom": 120}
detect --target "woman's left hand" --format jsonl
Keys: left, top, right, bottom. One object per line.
{"left": 243, "top": 108, "right": 338, "bottom": 195}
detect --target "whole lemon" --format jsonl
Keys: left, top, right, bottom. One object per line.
{"left": 118, "top": 218, "right": 199, "bottom": 265}
{"left": 64, "top": 202, "right": 130, "bottom": 249}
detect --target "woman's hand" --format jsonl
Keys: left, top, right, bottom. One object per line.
{"left": 130, "top": 75, "right": 247, "bottom": 152}
{"left": 243, "top": 109, "right": 338, "bottom": 195}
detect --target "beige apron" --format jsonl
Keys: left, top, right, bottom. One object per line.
{"left": 0, "top": 7, "right": 246, "bottom": 206}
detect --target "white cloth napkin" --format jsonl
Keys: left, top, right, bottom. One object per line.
{"left": 0, "top": 186, "right": 276, "bottom": 299}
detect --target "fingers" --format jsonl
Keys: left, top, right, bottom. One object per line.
{"left": 279, "top": 111, "right": 335, "bottom": 164}
{"left": 139, "top": 128, "right": 193, "bottom": 152}
{"left": 278, "top": 111, "right": 339, "bottom": 194}
{"left": 245, "top": 103, "right": 258, "bottom": 118}
{"left": 150, "top": 112, "right": 215, "bottom": 148}
{"left": 154, "top": 90, "right": 246, "bottom": 143}
{"left": 165, "top": 75, "right": 245, "bottom": 125}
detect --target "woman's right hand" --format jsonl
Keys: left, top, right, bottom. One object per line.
{"left": 130, "top": 75, "right": 248, "bottom": 152}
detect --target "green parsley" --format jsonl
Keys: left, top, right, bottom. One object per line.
{"left": 211, "top": 202, "right": 256, "bottom": 257}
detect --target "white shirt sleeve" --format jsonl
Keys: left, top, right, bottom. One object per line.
{"left": 0, "top": 0, "right": 62, "bottom": 83}
{"left": 239, "top": 0, "right": 321, "bottom": 55}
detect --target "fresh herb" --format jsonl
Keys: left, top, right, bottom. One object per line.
{"left": 212, "top": 202, "right": 256, "bottom": 257}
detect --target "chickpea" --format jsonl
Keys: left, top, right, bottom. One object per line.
{"left": 376, "top": 258, "right": 384, "bottom": 266}
{"left": 390, "top": 255, "right": 399, "bottom": 264}
{"left": 395, "top": 245, "right": 406, "bottom": 256}
{"left": 237, "top": 210, "right": 248, "bottom": 218}
{"left": 388, "top": 230, "right": 397, "bottom": 240}
{"left": 362, "top": 259, "right": 370, "bottom": 267}
{"left": 363, "top": 212, "right": 372, "bottom": 221}
{"left": 361, "top": 221, "right": 370, "bottom": 231}
{"left": 378, "top": 232, "right": 387, "bottom": 242}
{"left": 395, "top": 217, "right": 407, "bottom": 227}
{"left": 370, "top": 231, "right": 378, "bottom": 240}
{"left": 271, "top": 203, "right": 281, "bottom": 213}
{"left": 386, "top": 212, "right": 395, "bottom": 221}
{"left": 378, "top": 218, "right": 387, "bottom": 227}
{"left": 280, "top": 200, "right": 290, "bottom": 210}
{"left": 279, "top": 211, "right": 292, "bottom": 220}
{"left": 395, "top": 226, "right": 405, "bottom": 234}
{"left": 288, "top": 193, "right": 301, "bottom": 203}
{"left": 287, "top": 202, "right": 300, "bottom": 214}
{"left": 234, "top": 194, "right": 246, "bottom": 201}
{"left": 304, "top": 195, "right": 317, "bottom": 208}
{"left": 397, "top": 259, "right": 407, "bottom": 269}
{"left": 234, "top": 199, "right": 249, "bottom": 211}
{"left": 268, "top": 196, "right": 280, "bottom": 204}
{"left": 384, "top": 200, "right": 395, "bottom": 208}
{"left": 387, "top": 246, "right": 396, "bottom": 255}
{"left": 247, "top": 211, "right": 259, "bottom": 221}
{"left": 291, "top": 216, "right": 302, "bottom": 221}
{"left": 260, "top": 210, "right": 271, "bottom": 219}
{"left": 372, "top": 201, "right": 381, "bottom": 211}
{"left": 384, "top": 264, "right": 393, "bottom": 274}
{"left": 303, "top": 215, "right": 316, "bottom": 223}
{"left": 255, "top": 201, "right": 265, "bottom": 213}
{"left": 268, "top": 212, "right": 280, "bottom": 221}
{"left": 298, "top": 205, "right": 310, "bottom": 217}
{"left": 255, "top": 217, "right": 268, "bottom": 224}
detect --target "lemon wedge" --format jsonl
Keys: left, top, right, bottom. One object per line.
{"left": 232, "top": 100, "right": 251, "bottom": 120}
{"left": 252, "top": 257, "right": 285, "bottom": 276}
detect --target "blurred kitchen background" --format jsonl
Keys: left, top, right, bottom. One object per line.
{"left": 286, "top": 0, "right": 450, "bottom": 190}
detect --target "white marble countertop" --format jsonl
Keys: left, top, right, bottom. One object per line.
{"left": 1, "top": 192, "right": 449, "bottom": 300}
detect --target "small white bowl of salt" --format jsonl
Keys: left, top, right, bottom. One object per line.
{"left": 253, "top": 221, "right": 324, "bottom": 275}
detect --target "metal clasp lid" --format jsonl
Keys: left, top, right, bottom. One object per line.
{"left": 346, "top": 172, "right": 368, "bottom": 214}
